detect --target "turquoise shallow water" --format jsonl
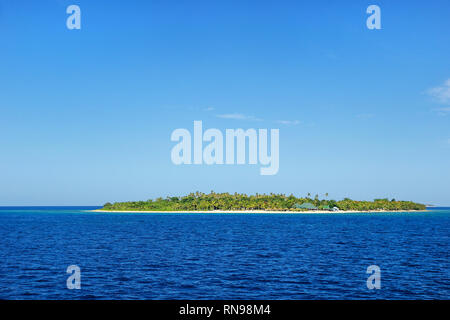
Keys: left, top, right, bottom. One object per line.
{"left": 0, "top": 207, "right": 448, "bottom": 299}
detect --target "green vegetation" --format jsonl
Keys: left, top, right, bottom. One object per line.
{"left": 101, "top": 192, "right": 426, "bottom": 212}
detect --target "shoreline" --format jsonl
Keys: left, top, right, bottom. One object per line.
{"left": 91, "top": 209, "right": 428, "bottom": 214}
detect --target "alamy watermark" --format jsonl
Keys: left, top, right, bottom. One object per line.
{"left": 171, "top": 121, "right": 279, "bottom": 175}
{"left": 66, "top": 5, "right": 81, "bottom": 30}
{"left": 66, "top": 265, "right": 81, "bottom": 289}
{"left": 366, "top": 5, "right": 381, "bottom": 30}
{"left": 65, "top": 5, "right": 379, "bottom": 31}
{"left": 366, "top": 265, "right": 381, "bottom": 289}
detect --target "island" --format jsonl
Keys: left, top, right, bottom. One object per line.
{"left": 95, "top": 192, "right": 427, "bottom": 213}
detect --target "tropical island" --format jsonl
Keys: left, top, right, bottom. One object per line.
{"left": 97, "top": 192, "right": 427, "bottom": 213}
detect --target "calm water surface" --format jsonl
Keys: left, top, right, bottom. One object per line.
{"left": 0, "top": 207, "right": 448, "bottom": 299}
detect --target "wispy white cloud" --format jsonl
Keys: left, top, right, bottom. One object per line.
{"left": 204, "top": 107, "right": 215, "bottom": 111}
{"left": 434, "top": 107, "right": 450, "bottom": 116}
{"left": 427, "top": 79, "right": 450, "bottom": 105}
{"left": 216, "top": 113, "right": 263, "bottom": 121}
{"left": 276, "top": 120, "right": 301, "bottom": 125}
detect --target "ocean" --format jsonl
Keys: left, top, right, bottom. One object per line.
{"left": 0, "top": 207, "right": 448, "bottom": 299}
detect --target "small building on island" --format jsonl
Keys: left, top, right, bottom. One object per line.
{"left": 294, "top": 203, "right": 318, "bottom": 210}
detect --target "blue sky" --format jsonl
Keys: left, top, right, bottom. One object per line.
{"left": 1, "top": 0, "right": 449, "bottom": 205}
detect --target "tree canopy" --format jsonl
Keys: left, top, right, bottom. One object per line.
{"left": 101, "top": 192, "right": 426, "bottom": 212}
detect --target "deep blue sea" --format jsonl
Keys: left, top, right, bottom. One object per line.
{"left": 0, "top": 206, "right": 448, "bottom": 300}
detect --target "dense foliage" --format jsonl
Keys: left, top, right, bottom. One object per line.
{"left": 102, "top": 192, "right": 426, "bottom": 212}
